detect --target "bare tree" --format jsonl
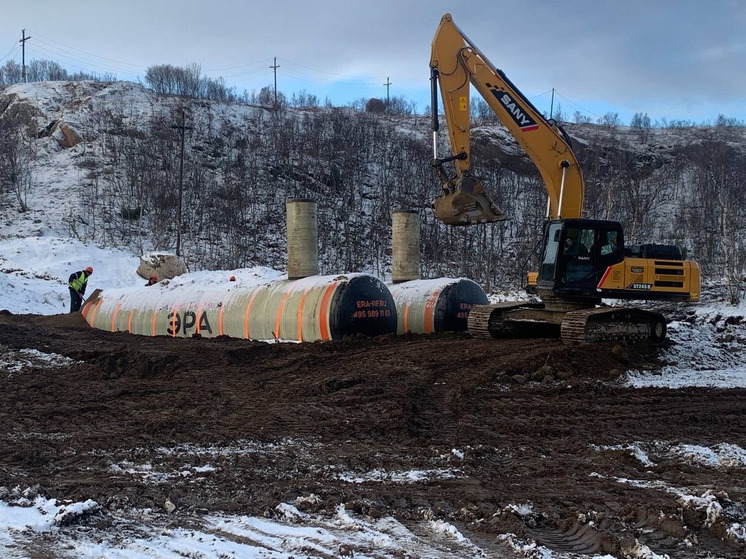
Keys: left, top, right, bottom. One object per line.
{"left": 0, "top": 60, "right": 22, "bottom": 85}
{"left": 598, "top": 112, "right": 621, "bottom": 129}
{"left": 687, "top": 129, "right": 746, "bottom": 302}
{"left": 630, "top": 112, "right": 652, "bottom": 143}
{"left": 0, "top": 116, "right": 34, "bottom": 212}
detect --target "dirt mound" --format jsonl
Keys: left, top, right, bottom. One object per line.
{"left": 0, "top": 311, "right": 744, "bottom": 557}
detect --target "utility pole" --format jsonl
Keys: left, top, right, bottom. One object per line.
{"left": 383, "top": 76, "right": 392, "bottom": 105}
{"left": 549, "top": 87, "right": 555, "bottom": 120}
{"left": 270, "top": 57, "right": 280, "bottom": 106}
{"left": 172, "top": 109, "right": 192, "bottom": 257}
{"left": 19, "top": 29, "right": 31, "bottom": 83}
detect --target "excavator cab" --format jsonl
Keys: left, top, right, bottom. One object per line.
{"left": 538, "top": 219, "right": 625, "bottom": 299}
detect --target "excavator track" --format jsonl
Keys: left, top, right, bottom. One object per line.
{"left": 467, "top": 302, "right": 550, "bottom": 339}
{"left": 468, "top": 303, "right": 667, "bottom": 343}
{"left": 560, "top": 307, "right": 667, "bottom": 343}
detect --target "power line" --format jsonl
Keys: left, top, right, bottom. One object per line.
{"left": 279, "top": 57, "right": 389, "bottom": 85}
{"left": 203, "top": 58, "right": 273, "bottom": 73}
{"left": 27, "top": 30, "right": 147, "bottom": 69}
{"left": 29, "top": 37, "right": 140, "bottom": 77}
{"left": 12, "top": 29, "right": 390, "bottom": 92}
{"left": 28, "top": 42, "right": 130, "bottom": 77}
{"left": 553, "top": 90, "right": 603, "bottom": 119}
{"left": 6, "top": 29, "right": 397, "bottom": 105}
{"left": 281, "top": 66, "right": 381, "bottom": 87}
{"left": 528, "top": 89, "right": 554, "bottom": 100}
{"left": 0, "top": 43, "right": 19, "bottom": 64}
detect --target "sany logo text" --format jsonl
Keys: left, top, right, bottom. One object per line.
{"left": 489, "top": 88, "right": 539, "bottom": 131}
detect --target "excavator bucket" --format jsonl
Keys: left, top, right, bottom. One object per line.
{"left": 433, "top": 174, "right": 507, "bottom": 225}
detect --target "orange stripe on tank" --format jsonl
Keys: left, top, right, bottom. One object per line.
{"left": 244, "top": 288, "right": 260, "bottom": 339}
{"left": 275, "top": 291, "right": 291, "bottom": 340}
{"left": 196, "top": 305, "right": 203, "bottom": 335}
{"left": 127, "top": 310, "right": 134, "bottom": 333}
{"left": 403, "top": 304, "right": 410, "bottom": 333}
{"left": 297, "top": 288, "right": 311, "bottom": 341}
{"left": 111, "top": 303, "right": 122, "bottom": 332}
{"left": 319, "top": 283, "right": 337, "bottom": 342}
{"left": 424, "top": 290, "right": 441, "bottom": 334}
{"left": 81, "top": 300, "right": 92, "bottom": 320}
{"left": 89, "top": 299, "right": 103, "bottom": 328}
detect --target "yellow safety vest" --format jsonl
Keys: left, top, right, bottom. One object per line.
{"left": 70, "top": 272, "right": 88, "bottom": 292}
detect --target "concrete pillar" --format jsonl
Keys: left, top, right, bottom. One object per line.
{"left": 392, "top": 209, "right": 420, "bottom": 283}
{"left": 286, "top": 199, "right": 319, "bottom": 280}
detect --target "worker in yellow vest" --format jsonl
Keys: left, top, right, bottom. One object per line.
{"left": 68, "top": 267, "right": 93, "bottom": 312}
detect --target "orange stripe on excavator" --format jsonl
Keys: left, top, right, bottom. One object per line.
{"left": 319, "top": 283, "right": 337, "bottom": 341}
{"left": 597, "top": 266, "right": 613, "bottom": 289}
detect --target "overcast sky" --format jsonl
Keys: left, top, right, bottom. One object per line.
{"left": 2, "top": 0, "right": 745, "bottom": 124}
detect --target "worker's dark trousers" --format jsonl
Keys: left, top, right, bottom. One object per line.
{"left": 69, "top": 288, "right": 83, "bottom": 313}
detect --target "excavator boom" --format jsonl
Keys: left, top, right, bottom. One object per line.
{"left": 430, "top": 13, "right": 584, "bottom": 223}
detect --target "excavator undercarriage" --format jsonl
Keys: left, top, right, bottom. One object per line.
{"left": 467, "top": 301, "right": 667, "bottom": 344}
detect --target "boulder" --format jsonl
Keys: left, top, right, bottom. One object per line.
{"left": 137, "top": 253, "right": 187, "bottom": 280}
{"left": 51, "top": 121, "right": 83, "bottom": 148}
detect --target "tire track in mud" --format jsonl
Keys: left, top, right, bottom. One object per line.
{"left": 527, "top": 522, "right": 607, "bottom": 555}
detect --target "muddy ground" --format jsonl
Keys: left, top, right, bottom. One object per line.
{"left": 1, "top": 310, "right": 744, "bottom": 558}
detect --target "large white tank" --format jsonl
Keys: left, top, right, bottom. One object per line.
{"left": 387, "top": 277, "right": 488, "bottom": 334}
{"left": 82, "top": 273, "right": 397, "bottom": 342}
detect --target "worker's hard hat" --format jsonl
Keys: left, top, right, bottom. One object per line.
{"left": 150, "top": 274, "right": 158, "bottom": 281}
{"left": 85, "top": 266, "right": 93, "bottom": 274}
{"left": 229, "top": 275, "right": 236, "bottom": 281}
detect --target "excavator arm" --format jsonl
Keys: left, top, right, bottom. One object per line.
{"left": 430, "top": 13, "right": 585, "bottom": 224}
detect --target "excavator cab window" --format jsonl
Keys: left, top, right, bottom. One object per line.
{"left": 539, "top": 220, "right": 625, "bottom": 289}
{"left": 601, "top": 230, "right": 620, "bottom": 256}
{"left": 538, "top": 222, "right": 563, "bottom": 282}
{"left": 561, "top": 226, "right": 596, "bottom": 283}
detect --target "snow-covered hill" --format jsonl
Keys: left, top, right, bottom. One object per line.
{"left": 4, "top": 79, "right": 745, "bottom": 288}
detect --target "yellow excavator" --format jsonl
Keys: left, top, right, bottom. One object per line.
{"left": 429, "top": 13, "right": 700, "bottom": 342}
